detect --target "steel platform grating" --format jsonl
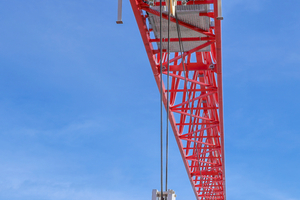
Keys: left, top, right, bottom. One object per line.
{"left": 148, "top": 4, "right": 211, "bottom": 52}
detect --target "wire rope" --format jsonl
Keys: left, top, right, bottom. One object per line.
{"left": 165, "top": 0, "right": 171, "bottom": 193}
{"left": 159, "top": 0, "right": 164, "bottom": 200}
{"left": 174, "top": 8, "right": 206, "bottom": 199}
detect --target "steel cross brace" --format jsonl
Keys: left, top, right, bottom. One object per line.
{"left": 130, "top": 0, "right": 226, "bottom": 199}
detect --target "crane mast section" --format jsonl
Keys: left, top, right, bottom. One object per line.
{"left": 129, "top": 1, "right": 225, "bottom": 200}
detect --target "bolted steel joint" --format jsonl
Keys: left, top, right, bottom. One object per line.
{"left": 182, "top": 0, "right": 188, "bottom": 6}
{"left": 148, "top": 0, "right": 154, "bottom": 6}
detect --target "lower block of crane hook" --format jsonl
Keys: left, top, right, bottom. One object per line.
{"left": 152, "top": 189, "right": 176, "bottom": 200}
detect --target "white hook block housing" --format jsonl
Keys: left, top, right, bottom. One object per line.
{"left": 152, "top": 189, "right": 176, "bottom": 200}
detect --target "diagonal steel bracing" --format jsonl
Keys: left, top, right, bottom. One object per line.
{"left": 130, "top": 0, "right": 225, "bottom": 200}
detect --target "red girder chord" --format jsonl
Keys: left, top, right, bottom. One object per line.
{"left": 129, "top": 0, "right": 225, "bottom": 200}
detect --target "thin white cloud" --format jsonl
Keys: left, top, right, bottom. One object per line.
{"left": 226, "top": 169, "right": 298, "bottom": 200}
{"left": 0, "top": 178, "right": 141, "bottom": 200}
{"left": 224, "top": 0, "right": 266, "bottom": 13}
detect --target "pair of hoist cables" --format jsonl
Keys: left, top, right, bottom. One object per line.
{"left": 174, "top": 9, "right": 206, "bottom": 199}
{"left": 159, "top": 0, "right": 205, "bottom": 199}
{"left": 159, "top": 0, "right": 170, "bottom": 199}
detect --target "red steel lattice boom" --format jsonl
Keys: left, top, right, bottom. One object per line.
{"left": 129, "top": 0, "right": 226, "bottom": 199}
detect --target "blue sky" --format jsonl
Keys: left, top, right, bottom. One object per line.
{"left": 0, "top": 0, "right": 299, "bottom": 200}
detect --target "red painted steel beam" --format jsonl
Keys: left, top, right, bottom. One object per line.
{"left": 191, "top": 171, "right": 222, "bottom": 176}
{"left": 162, "top": 63, "right": 211, "bottom": 71}
{"left": 129, "top": 0, "right": 226, "bottom": 200}
{"left": 168, "top": 89, "right": 217, "bottom": 92}
{"left": 163, "top": 72, "right": 216, "bottom": 88}
{"left": 199, "top": 12, "right": 215, "bottom": 18}
{"left": 153, "top": 0, "right": 214, "bottom": 6}
{"left": 213, "top": 0, "right": 226, "bottom": 199}
{"left": 149, "top": 37, "right": 215, "bottom": 42}
{"left": 161, "top": 41, "right": 214, "bottom": 66}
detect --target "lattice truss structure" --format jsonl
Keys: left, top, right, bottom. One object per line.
{"left": 130, "top": 1, "right": 225, "bottom": 200}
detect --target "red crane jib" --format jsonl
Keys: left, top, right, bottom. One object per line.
{"left": 129, "top": 1, "right": 226, "bottom": 200}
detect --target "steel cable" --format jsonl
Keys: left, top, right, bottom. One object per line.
{"left": 174, "top": 8, "right": 206, "bottom": 200}
{"left": 165, "top": 0, "right": 171, "bottom": 193}
{"left": 159, "top": 1, "right": 164, "bottom": 200}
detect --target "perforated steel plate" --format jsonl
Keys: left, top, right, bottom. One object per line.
{"left": 148, "top": 4, "right": 211, "bottom": 52}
